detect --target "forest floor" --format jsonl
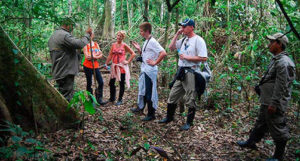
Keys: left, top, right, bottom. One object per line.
{"left": 40, "top": 71, "right": 299, "bottom": 161}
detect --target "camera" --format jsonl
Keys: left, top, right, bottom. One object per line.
{"left": 136, "top": 56, "right": 143, "bottom": 62}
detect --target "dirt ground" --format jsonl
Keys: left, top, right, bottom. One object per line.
{"left": 40, "top": 71, "right": 299, "bottom": 161}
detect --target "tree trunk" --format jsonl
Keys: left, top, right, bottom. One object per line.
{"left": 163, "top": 11, "right": 171, "bottom": 48}
{"left": 120, "top": 0, "right": 124, "bottom": 29}
{"left": 161, "top": 11, "right": 172, "bottom": 87}
{"left": 175, "top": 7, "right": 179, "bottom": 67}
{"left": 160, "top": 2, "right": 164, "bottom": 24}
{"left": 126, "top": 0, "right": 132, "bottom": 34}
{"left": 0, "top": 94, "right": 13, "bottom": 123}
{"left": 0, "top": 26, "right": 80, "bottom": 132}
{"left": 23, "top": 0, "right": 33, "bottom": 61}
{"left": 143, "top": 0, "right": 149, "bottom": 22}
{"left": 68, "top": 0, "right": 72, "bottom": 16}
{"left": 102, "top": 0, "right": 115, "bottom": 38}
{"left": 95, "top": 0, "right": 106, "bottom": 38}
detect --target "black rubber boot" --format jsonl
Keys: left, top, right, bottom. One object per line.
{"left": 142, "top": 101, "right": 155, "bottom": 121}
{"left": 95, "top": 88, "right": 108, "bottom": 105}
{"left": 236, "top": 140, "right": 257, "bottom": 150}
{"left": 158, "top": 104, "right": 177, "bottom": 124}
{"left": 97, "top": 97, "right": 108, "bottom": 105}
{"left": 131, "top": 97, "right": 146, "bottom": 113}
{"left": 237, "top": 128, "right": 262, "bottom": 150}
{"left": 266, "top": 140, "right": 287, "bottom": 161}
{"left": 130, "top": 107, "right": 144, "bottom": 113}
{"left": 180, "top": 108, "right": 196, "bottom": 131}
{"left": 109, "top": 79, "right": 116, "bottom": 102}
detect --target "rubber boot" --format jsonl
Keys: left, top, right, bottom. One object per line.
{"left": 266, "top": 140, "right": 287, "bottom": 161}
{"left": 130, "top": 107, "right": 144, "bottom": 113}
{"left": 158, "top": 104, "right": 177, "bottom": 124}
{"left": 236, "top": 131, "right": 258, "bottom": 150}
{"left": 142, "top": 101, "right": 156, "bottom": 121}
{"left": 96, "top": 88, "right": 108, "bottom": 105}
{"left": 109, "top": 79, "right": 116, "bottom": 102}
{"left": 180, "top": 108, "right": 196, "bottom": 130}
{"left": 130, "top": 97, "right": 146, "bottom": 113}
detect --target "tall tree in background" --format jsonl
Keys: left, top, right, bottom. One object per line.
{"left": 143, "top": 0, "right": 149, "bottom": 22}
{"left": 120, "top": 0, "right": 124, "bottom": 29}
{"left": 68, "top": 0, "right": 72, "bottom": 16}
{"left": 102, "top": 0, "right": 116, "bottom": 38}
{"left": 126, "top": 0, "right": 132, "bottom": 31}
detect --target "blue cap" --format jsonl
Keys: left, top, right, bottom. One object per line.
{"left": 179, "top": 18, "right": 195, "bottom": 27}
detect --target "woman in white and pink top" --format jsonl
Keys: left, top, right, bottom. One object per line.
{"left": 105, "top": 31, "right": 136, "bottom": 105}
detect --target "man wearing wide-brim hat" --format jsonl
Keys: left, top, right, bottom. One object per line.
{"left": 237, "top": 32, "right": 296, "bottom": 161}
{"left": 48, "top": 17, "right": 92, "bottom": 101}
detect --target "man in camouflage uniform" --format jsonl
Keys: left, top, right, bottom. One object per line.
{"left": 237, "top": 33, "right": 296, "bottom": 161}
{"left": 48, "top": 18, "right": 92, "bottom": 101}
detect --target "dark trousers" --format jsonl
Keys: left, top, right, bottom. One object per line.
{"left": 83, "top": 66, "right": 104, "bottom": 98}
{"left": 56, "top": 75, "right": 75, "bottom": 102}
{"left": 144, "top": 73, "right": 155, "bottom": 116}
{"left": 109, "top": 73, "right": 125, "bottom": 102}
{"left": 249, "top": 105, "right": 290, "bottom": 143}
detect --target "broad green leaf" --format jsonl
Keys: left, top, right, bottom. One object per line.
{"left": 245, "top": 75, "right": 251, "bottom": 81}
{"left": 84, "top": 101, "right": 95, "bottom": 115}
{"left": 265, "top": 140, "right": 273, "bottom": 145}
{"left": 12, "top": 49, "right": 19, "bottom": 55}
{"left": 16, "top": 147, "right": 29, "bottom": 157}
{"left": 25, "top": 138, "right": 37, "bottom": 144}
{"left": 88, "top": 92, "right": 99, "bottom": 105}
{"left": 14, "top": 58, "right": 20, "bottom": 64}
{"left": 79, "top": 91, "right": 86, "bottom": 103}
{"left": 11, "top": 136, "right": 22, "bottom": 143}
{"left": 144, "top": 142, "right": 150, "bottom": 150}
{"left": 219, "top": 74, "right": 227, "bottom": 79}
{"left": 16, "top": 100, "right": 22, "bottom": 106}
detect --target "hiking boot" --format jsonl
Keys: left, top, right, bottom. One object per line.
{"left": 115, "top": 100, "right": 123, "bottom": 106}
{"left": 236, "top": 140, "right": 257, "bottom": 150}
{"left": 142, "top": 115, "right": 156, "bottom": 121}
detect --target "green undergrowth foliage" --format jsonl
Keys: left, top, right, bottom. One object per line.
{"left": 0, "top": 121, "right": 51, "bottom": 160}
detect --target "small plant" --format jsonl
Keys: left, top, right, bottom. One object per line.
{"left": 0, "top": 121, "right": 51, "bottom": 160}
{"left": 68, "top": 90, "right": 99, "bottom": 115}
{"left": 68, "top": 90, "right": 100, "bottom": 136}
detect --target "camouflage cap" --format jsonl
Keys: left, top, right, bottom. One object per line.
{"left": 267, "top": 32, "right": 289, "bottom": 47}
{"left": 60, "top": 17, "right": 76, "bottom": 26}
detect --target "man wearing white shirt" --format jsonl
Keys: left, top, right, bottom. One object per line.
{"left": 131, "top": 22, "right": 167, "bottom": 121}
{"left": 159, "top": 18, "right": 208, "bottom": 130}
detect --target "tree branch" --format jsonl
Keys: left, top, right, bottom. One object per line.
{"left": 1, "top": 17, "right": 57, "bottom": 24}
{"left": 165, "top": 0, "right": 181, "bottom": 12}
{"left": 275, "top": 0, "right": 300, "bottom": 40}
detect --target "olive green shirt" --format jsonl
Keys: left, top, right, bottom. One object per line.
{"left": 259, "top": 51, "right": 296, "bottom": 112}
{"left": 48, "top": 28, "right": 90, "bottom": 80}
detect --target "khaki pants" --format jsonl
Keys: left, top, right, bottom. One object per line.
{"left": 167, "top": 72, "right": 197, "bottom": 108}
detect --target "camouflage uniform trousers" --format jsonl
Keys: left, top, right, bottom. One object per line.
{"left": 56, "top": 75, "right": 75, "bottom": 102}
{"left": 250, "top": 105, "right": 290, "bottom": 142}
